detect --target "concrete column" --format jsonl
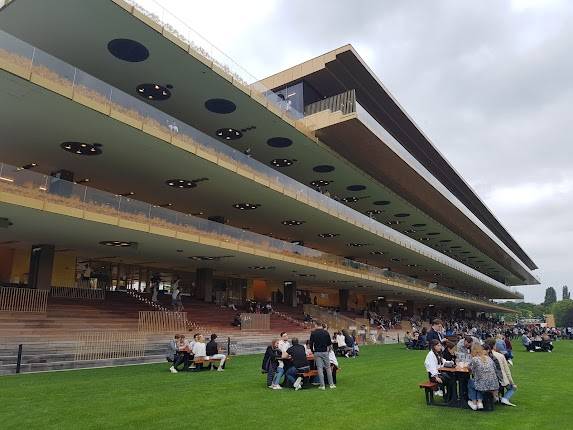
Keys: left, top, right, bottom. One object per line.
{"left": 196, "top": 268, "right": 213, "bottom": 303}
{"left": 283, "top": 282, "right": 297, "bottom": 307}
{"left": 28, "top": 244, "right": 55, "bottom": 290}
{"left": 339, "top": 289, "right": 349, "bottom": 311}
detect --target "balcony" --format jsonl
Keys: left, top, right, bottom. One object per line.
{"left": 0, "top": 161, "right": 520, "bottom": 308}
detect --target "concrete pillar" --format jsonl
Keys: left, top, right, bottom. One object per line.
{"left": 28, "top": 244, "right": 55, "bottom": 290}
{"left": 339, "top": 289, "right": 349, "bottom": 311}
{"left": 196, "top": 268, "right": 213, "bottom": 303}
{"left": 283, "top": 282, "right": 297, "bottom": 307}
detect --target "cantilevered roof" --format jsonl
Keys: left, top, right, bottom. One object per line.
{"left": 259, "top": 45, "right": 538, "bottom": 271}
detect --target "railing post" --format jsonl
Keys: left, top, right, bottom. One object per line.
{"left": 16, "top": 344, "right": 23, "bottom": 374}
{"left": 227, "top": 337, "right": 231, "bottom": 355}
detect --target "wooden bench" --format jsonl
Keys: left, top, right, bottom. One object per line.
{"left": 192, "top": 356, "right": 231, "bottom": 369}
{"left": 419, "top": 381, "right": 439, "bottom": 405}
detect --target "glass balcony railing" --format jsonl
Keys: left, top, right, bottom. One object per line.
{"left": 0, "top": 30, "right": 519, "bottom": 300}
{"left": 0, "top": 161, "right": 517, "bottom": 307}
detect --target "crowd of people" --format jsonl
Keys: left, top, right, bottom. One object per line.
{"left": 261, "top": 324, "right": 359, "bottom": 391}
{"left": 166, "top": 333, "right": 227, "bottom": 373}
{"left": 421, "top": 318, "right": 528, "bottom": 411}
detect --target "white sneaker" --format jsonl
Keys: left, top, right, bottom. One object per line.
{"left": 294, "top": 376, "right": 302, "bottom": 387}
{"left": 507, "top": 359, "right": 513, "bottom": 366}
{"left": 294, "top": 382, "right": 302, "bottom": 391}
{"left": 318, "top": 386, "right": 326, "bottom": 390}
{"left": 435, "top": 390, "right": 444, "bottom": 397}
{"left": 217, "top": 367, "right": 224, "bottom": 372}
{"left": 529, "top": 350, "right": 535, "bottom": 353}
{"left": 477, "top": 401, "right": 484, "bottom": 410}
{"left": 169, "top": 366, "right": 178, "bottom": 374}
{"left": 272, "top": 385, "right": 282, "bottom": 390}
{"left": 329, "top": 384, "right": 336, "bottom": 389}
{"left": 501, "top": 398, "right": 516, "bottom": 406}
{"left": 467, "top": 401, "right": 478, "bottom": 411}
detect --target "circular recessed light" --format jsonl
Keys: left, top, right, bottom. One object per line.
{"left": 365, "top": 209, "right": 383, "bottom": 216}
{"left": 267, "top": 137, "right": 293, "bottom": 148}
{"left": 281, "top": 220, "right": 305, "bottom": 226}
{"left": 407, "top": 263, "right": 419, "bottom": 268}
{"left": 427, "top": 232, "right": 440, "bottom": 236}
{"left": 370, "top": 251, "right": 385, "bottom": 255}
{"left": 394, "top": 213, "right": 410, "bottom": 218}
{"left": 310, "top": 179, "right": 332, "bottom": 187}
{"left": 61, "top": 141, "right": 102, "bottom": 156}
{"left": 204, "top": 98, "right": 236, "bottom": 114}
{"left": 412, "top": 223, "right": 427, "bottom": 227}
{"left": 387, "top": 220, "right": 402, "bottom": 225}
{"left": 107, "top": 38, "right": 149, "bottom": 62}
{"left": 347, "top": 184, "right": 366, "bottom": 191}
{"left": 420, "top": 237, "right": 431, "bottom": 241}
{"left": 439, "top": 239, "right": 452, "bottom": 243}
{"left": 216, "top": 128, "right": 243, "bottom": 140}
{"left": 373, "top": 200, "right": 391, "bottom": 206}
{"left": 136, "top": 83, "right": 172, "bottom": 101}
{"left": 99, "top": 241, "right": 136, "bottom": 247}
{"left": 248, "top": 265, "right": 276, "bottom": 270}
{"left": 318, "top": 233, "right": 339, "bottom": 238}
{"left": 313, "top": 165, "right": 335, "bottom": 173}
{"left": 347, "top": 243, "right": 369, "bottom": 247}
{"left": 341, "top": 196, "right": 359, "bottom": 203}
{"left": 166, "top": 179, "right": 198, "bottom": 189}
{"left": 233, "top": 203, "right": 261, "bottom": 210}
{"left": 270, "top": 158, "right": 296, "bottom": 167}
{"left": 404, "top": 229, "right": 417, "bottom": 234}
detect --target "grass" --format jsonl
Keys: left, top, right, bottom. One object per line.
{"left": 1, "top": 342, "right": 572, "bottom": 430}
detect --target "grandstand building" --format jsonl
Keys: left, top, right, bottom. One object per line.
{"left": 0, "top": 0, "right": 538, "bottom": 330}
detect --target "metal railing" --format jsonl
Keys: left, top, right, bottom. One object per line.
{"left": 138, "top": 311, "right": 188, "bottom": 333}
{"left": 50, "top": 286, "right": 105, "bottom": 301}
{"left": 0, "top": 287, "right": 48, "bottom": 313}
{"left": 304, "top": 89, "right": 356, "bottom": 116}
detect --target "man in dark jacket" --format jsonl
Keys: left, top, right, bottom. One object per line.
{"left": 205, "top": 334, "right": 227, "bottom": 371}
{"left": 426, "top": 319, "right": 445, "bottom": 349}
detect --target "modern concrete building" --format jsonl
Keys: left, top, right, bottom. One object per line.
{"left": 0, "top": 0, "right": 538, "bottom": 318}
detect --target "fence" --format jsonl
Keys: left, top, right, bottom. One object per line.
{"left": 74, "top": 331, "right": 146, "bottom": 361}
{"left": 240, "top": 313, "right": 270, "bottom": 331}
{"left": 0, "top": 287, "right": 48, "bottom": 313}
{"left": 138, "top": 311, "right": 187, "bottom": 333}
{"left": 50, "top": 286, "right": 105, "bottom": 301}
{"left": 304, "top": 89, "right": 356, "bottom": 116}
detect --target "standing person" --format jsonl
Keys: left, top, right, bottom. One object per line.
{"left": 205, "top": 334, "right": 226, "bottom": 371}
{"left": 310, "top": 323, "right": 335, "bottom": 390}
{"left": 151, "top": 273, "right": 160, "bottom": 303}
{"left": 262, "top": 339, "right": 282, "bottom": 389}
{"left": 171, "top": 279, "right": 180, "bottom": 311}
{"left": 426, "top": 319, "right": 445, "bottom": 348}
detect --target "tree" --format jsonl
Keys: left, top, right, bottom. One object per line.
{"left": 563, "top": 286, "right": 571, "bottom": 300}
{"left": 544, "top": 287, "right": 557, "bottom": 306}
{"left": 551, "top": 299, "right": 573, "bottom": 326}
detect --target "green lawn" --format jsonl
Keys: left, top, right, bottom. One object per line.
{"left": 2, "top": 342, "right": 571, "bottom": 430}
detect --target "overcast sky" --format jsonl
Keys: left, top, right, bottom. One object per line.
{"left": 154, "top": 0, "right": 572, "bottom": 303}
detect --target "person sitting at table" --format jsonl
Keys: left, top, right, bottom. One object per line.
{"left": 191, "top": 334, "right": 208, "bottom": 370}
{"left": 262, "top": 339, "right": 283, "bottom": 389}
{"left": 167, "top": 334, "right": 188, "bottom": 373}
{"left": 285, "top": 338, "right": 310, "bottom": 391}
{"left": 456, "top": 335, "right": 474, "bottom": 363}
{"left": 467, "top": 343, "right": 499, "bottom": 411}
{"left": 424, "top": 339, "right": 455, "bottom": 400}
{"left": 442, "top": 340, "right": 457, "bottom": 364}
{"left": 205, "top": 333, "right": 226, "bottom": 371}
{"left": 487, "top": 338, "right": 518, "bottom": 406}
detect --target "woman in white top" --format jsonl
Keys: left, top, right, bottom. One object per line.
{"left": 424, "top": 339, "right": 455, "bottom": 400}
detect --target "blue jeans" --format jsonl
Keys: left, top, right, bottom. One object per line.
{"left": 272, "top": 365, "right": 284, "bottom": 385}
{"left": 468, "top": 379, "right": 483, "bottom": 401}
{"left": 504, "top": 351, "right": 514, "bottom": 360}
{"left": 285, "top": 366, "right": 299, "bottom": 386}
{"left": 503, "top": 384, "right": 516, "bottom": 400}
